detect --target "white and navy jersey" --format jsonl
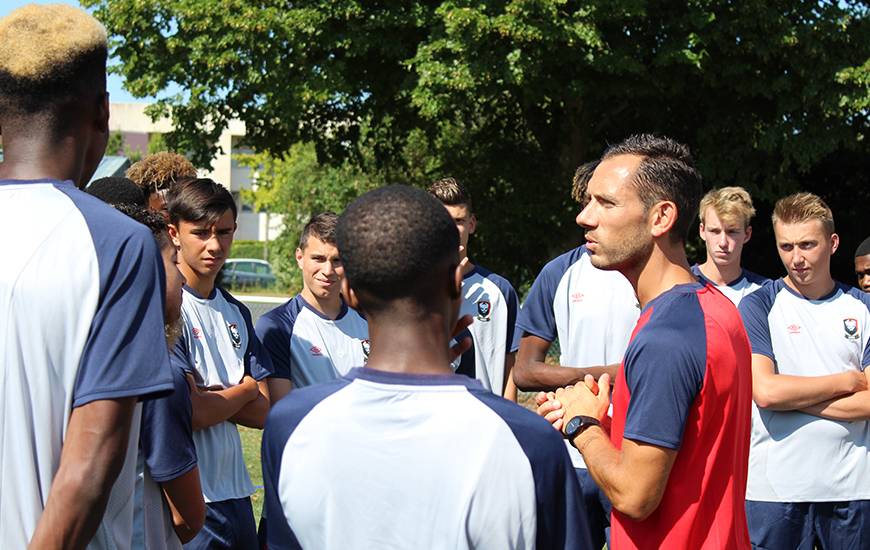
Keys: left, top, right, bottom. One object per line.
{"left": 691, "top": 264, "right": 769, "bottom": 306}
{"left": 256, "top": 295, "right": 369, "bottom": 388}
{"left": 262, "top": 368, "right": 592, "bottom": 550}
{"left": 451, "top": 265, "right": 520, "bottom": 394}
{"left": 173, "top": 285, "right": 273, "bottom": 503}
{"left": 739, "top": 279, "right": 870, "bottom": 502}
{"left": 516, "top": 245, "right": 639, "bottom": 468}
{"left": 134, "top": 364, "right": 197, "bottom": 550}
{"left": 0, "top": 179, "right": 173, "bottom": 549}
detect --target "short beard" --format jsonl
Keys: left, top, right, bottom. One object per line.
{"left": 165, "top": 317, "right": 183, "bottom": 349}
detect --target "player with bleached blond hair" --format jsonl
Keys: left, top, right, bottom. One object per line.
{"left": 0, "top": 4, "right": 173, "bottom": 548}
{"left": 693, "top": 186, "right": 768, "bottom": 305}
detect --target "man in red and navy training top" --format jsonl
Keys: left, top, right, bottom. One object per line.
{"left": 539, "top": 134, "right": 752, "bottom": 549}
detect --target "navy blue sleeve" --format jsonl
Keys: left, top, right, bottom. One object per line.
{"left": 737, "top": 281, "right": 777, "bottom": 360}
{"left": 66, "top": 190, "right": 173, "bottom": 406}
{"left": 222, "top": 289, "right": 274, "bottom": 381}
{"left": 140, "top": 365, "right": 197, "bottom": 482}
{"left": 255, "top": 309, "right": 293, "bottom": 381}
{"left": 262, "top": 380, "right": 350, "bottom": 550}
{"left": 516, "top": 251, "right": 576, "bottom": 342}
{"left": 844, "top": 286, "right": 870, "bottom": 368}
{"left": 470, "top": 391, "right": 593, "bottom": 549}
{"left": 493, "top": 275, "right": 521, "bottom": 353}
{"left": 622, "top": 294, "right": 707, "bottom": 450}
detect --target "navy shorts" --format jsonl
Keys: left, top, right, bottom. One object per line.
{"left": 184, "top": 497, "right": 258, "bottom": 550}
{"left": 575, "top": 467, "right": 612, "bottom": 550}
{"left": 746, "top": 499, "right": 870, "bottom": 549}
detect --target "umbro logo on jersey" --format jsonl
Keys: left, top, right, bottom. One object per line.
{"left": 227, "top": 322, "right": 242, "bottom": 349}
{"left": 476, "top": 300, "right": 491, "bottom": 322}
{"left": 192, "top": 327, "right": 203, "bottom": 339}
{"left": 844, "top": 318, "right": 860, "bottom": 340}
{"left": 787, "top": 324, "right": 801, "bottom": 334}
{"left": 310, "top": 346, "right": 323, "bottom": 356}
{"left": 571, "top": 292, "right": 584, "bottom": 303}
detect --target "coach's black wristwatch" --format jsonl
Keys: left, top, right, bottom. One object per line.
{"left": 565, "top": 415, "right": 601, "bottom": 441}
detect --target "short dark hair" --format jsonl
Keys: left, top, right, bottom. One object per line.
{"left": 167, "top": 178, "right": 237, "bottom": 226}
{"left": 0, "top": 5, "right": 107, "bottom": 126}
{"left": 86, "top": 177, "right": 147, "bottom": 208}
{"left": 337, "top": 185, "right": 459, "bottom": 311}
{"left": 299, "top": 212, "right": 339, "bottom": 249}
{"left": 113, "top": 203, "right": 172, "bottom": 251}
{"left": 601, "top": 134, "right": 702, "bottom": 243}
{"left": 855, "top": 236, "right": 870, "bottom": 258}
{"left": 427, "top": 177, "right": 473, "bottom": 212}
{"left": 571, "top": 160, "right": 599, "bottom": 205}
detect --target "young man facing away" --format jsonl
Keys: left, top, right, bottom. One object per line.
{"left": 127, "top": 152, "right": 198, "bottom": 221}
{"left": 0, "top": 5, "right": 175, "bottom": 549}
{"left": 542, "top": 135, "right": 753, "bottom": 549}
{"left": 112, "top": 205, "right": 205, "bottom": 548}
{"left": 738, "top": 193, "right": 870, "bottom": 548}
{"left": 262, "top": 185, "right": 593, "bottom": 550}
{"left": 855, "top": 235, "right": 870, "bottom": 293}
{"left": 166, "top": 178, "right": 273, "bottom": 550}
{"left": 693, "top": 186, "right": 768, "bottom": 305}
{"left": 513, "top": 160, "right": 641, "bottom": 549}
{"left": 256, "top": 212, "right": 369, "bottom": 405}
{"left": 427, "top": 178, "right": 520, "bottom": 399}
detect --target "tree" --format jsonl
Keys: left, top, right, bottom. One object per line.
{"left": 85, "top": 0, "right": 870, "bottom": 285}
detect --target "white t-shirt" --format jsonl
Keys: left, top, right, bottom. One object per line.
{"left": 740, "top": 279, "right": 870, "bottom": 501}
{"left": 691, "top": 264, "right": 769, "bottom": 305}
{"left": 516, "top": 246, "right": 639, "bottom": 468}
{"left": 0, "top": 179, "right": 172, "bottom": 549}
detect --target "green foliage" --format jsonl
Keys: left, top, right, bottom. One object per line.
{"left": 106, "top": 130, "right": 125, "bottom": 156}
{"left": 239, "top": 143, "right": 382, "bottom": 289}
{"left": 85, "top": 0, "right": 870, "bottom": 286}
{"left": 230, "top": 239, "right": 268, "bottom": 260}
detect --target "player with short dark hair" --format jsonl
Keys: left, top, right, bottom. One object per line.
{"left": 86, "top": 177, "right": 148, "bottom": 208}
{"left": 257, "top": 211, "right": 368, "bottom": 405}
{"left": 0, "top": 5, "right": 174, "bottom": 548}
{"left": 542, "top": 134, "right": 752, "bottom": 549}
{"left": 262, "top": 185, "right": 592, "bottom": 549}
{"left": 855, "top": 235, "right": 870, "bottom": 293}
{"left": 739, "top": 192, "right": 870, "bottom": 548}
{"left": 166, "top": 178, "right": 273, "bottom": 550}
{"left": 693, "top": 186, "right": 768, "bottom": 304}
{"left": 427, "top": 177, "right": 521, "bottom": 399}
{"left": 127, "top": 152, "right": 198, "bottom": 220}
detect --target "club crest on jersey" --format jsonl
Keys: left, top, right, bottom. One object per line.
{"left": 361, "top": 338, "right": 371, "bottom": 359}
{"left": 227, "top": 322, "right": 242, "bottom": 349}
{"left": 476, "top": 300, "right": 491, "bottom": 322}
{"left": 844, "top": 318, "right": 860, "bottom": 340}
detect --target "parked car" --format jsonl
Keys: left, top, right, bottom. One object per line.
{"left": 219, "top": 258, "right": 277, "bottom": 290}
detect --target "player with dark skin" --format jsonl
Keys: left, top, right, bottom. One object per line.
{"left": 0, "top": 6, "right": 139, "bottom": 549}
{"left": 855, "top": 236, "right": 870, "bottom": 293}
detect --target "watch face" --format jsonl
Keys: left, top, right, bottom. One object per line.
{"left": 566, "top": 416, "right": 582, "bottom": 436}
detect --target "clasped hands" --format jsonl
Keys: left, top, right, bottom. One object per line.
{"left": 535, "top": 373, "right": 612, "bottom": 436}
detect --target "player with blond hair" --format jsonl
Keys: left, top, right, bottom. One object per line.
{"left": 739, "top": 192, "right": 870, "bottom": 548}
{"left": 693, "top": 186, "right": 768, "bottom": 305}
{"left": 0, "top": 5, "right": 173, "bottom": 548}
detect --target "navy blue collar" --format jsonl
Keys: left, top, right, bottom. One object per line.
{"left": 346, "top": 367, "right": 482, "bottom": 389}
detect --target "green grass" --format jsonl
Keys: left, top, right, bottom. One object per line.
{"left": 239, "top": 426, "right": 265, "bottom": 521}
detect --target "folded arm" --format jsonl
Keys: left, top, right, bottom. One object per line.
{"left": 188, "top": 374, "right": 260, "bottom": 431}
{"left": 512, "top": 334, "right": 618, "bottom": 392}
{"left": 228, "top": 380, "right": 271, "bottom": 429}
{"left": 752, "top": 354, "right": 866, "bottom": 410}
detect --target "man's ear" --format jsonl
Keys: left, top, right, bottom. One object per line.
{"left": 295, "top": 247, "right": 304, "bottom": 269}
{"left": 831, "top": 232, "right": 840, "bottom": 255}
{"left": 450, "top": 260, "right": 464, "bottom": 300}
{"left": 95, "top": 91, "right": 109, "bottom": 134}
{"left": 342, "top": 278, "right": 362, "bottom": 312}
{"left": 744, "top": 225, "right": 752, "bottom": 244}
{"left": 168, "top": 223, "right": 181, "bottom": 248}
{"left": 468, "top": 213, "right": 477, "bottom": 235}
{"left": 649, "top": 200, "right": 678, "bottom": 239}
